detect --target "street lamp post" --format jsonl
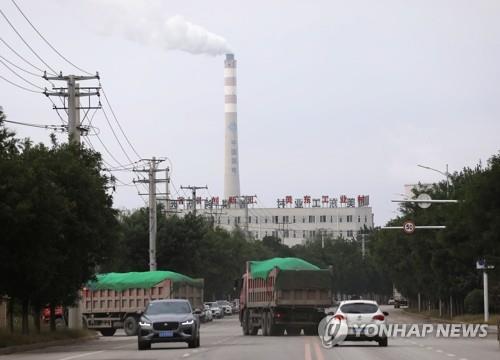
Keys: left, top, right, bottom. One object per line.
{"left": 417, "top": 164, "right": 450, "bottom": 197}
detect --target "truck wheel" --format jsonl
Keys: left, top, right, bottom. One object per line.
{"left": 262, "top": 312, "right": 269, "bottom": 336}
{"left": 304, "top": 326, "right": 318, "bottom": 336}
{"left": 242, "top": 310, "right": 250, "bottom": 335}
{"left": 124, "top": 316, "right": 138, "bottom": 336}
{"left": 268, "top": 316, "right": 282, "bottom": 336}
{"left": 138, "top": 339, "right": 151, "bottom": 350}
{"left": 100, "top": 328, "right": 116, "bottom": 337}
{"left": 250, "top": 325, "right": 259, "bottom": 335}
{"left": 378, "top": 337, "right": 388, "bottom": 347}
{"left": 286, "top": 327, "right": 301, "bottom": 336}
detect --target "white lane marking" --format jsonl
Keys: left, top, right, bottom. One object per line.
{"left": 446, "top": 354, "right": 456, "bottom": 357}
{"left": 58, "top": 351, "right": 104, "bottom": 360}
{"left": 426, "top": 347, "right": 434, "bottom": 350}
{"left": 182, "top": 353, "right": 190, "bottom": 358}
{"left": 459, "top": 358, "right": 468, "bottom": 360}
{"left": 111, "top": 344, "right": 132, "bottom": 350}
{"left": 436, "top": 349, "right": 444, "bottom": 353}
{"left": 192, "top": 349, "right": 199, "bottom": 353}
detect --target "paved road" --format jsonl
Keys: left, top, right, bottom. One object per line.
{"left": 1, "top": 308, "right": 498, "bottom": 360}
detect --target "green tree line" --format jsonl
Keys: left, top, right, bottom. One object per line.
{"left": 108, "top": 208, "right": 390, "bottom": 301}
{"left": 370, "top": 154, "right": 500, "bottom": 316}
{"left": 0, "top": 109, "right": 119, "bottom": 334}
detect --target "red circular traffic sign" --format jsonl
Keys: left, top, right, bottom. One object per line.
{"left": 403, "top": 220, "right": 416, "bottom": 235}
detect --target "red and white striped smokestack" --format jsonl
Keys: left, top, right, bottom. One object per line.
{"left": 224, "top": 53, "right": 240, "bottom": 200}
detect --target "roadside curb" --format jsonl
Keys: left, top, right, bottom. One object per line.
{"left": 402, "top": 310, "right": 498, "bottom": 334}
{"left": 0, "top": 334, "right": 99, "bottom": 355}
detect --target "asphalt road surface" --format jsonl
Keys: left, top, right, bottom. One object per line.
{"left": 2, "top": 307, "right": 498, "bottom": 360}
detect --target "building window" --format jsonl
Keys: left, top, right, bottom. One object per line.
{"left": 302, "top": 230, "right": 306, "bottom": 238}
{"left": 236, "top": 216, "right": 241, "bottom": 224}
{"left": 284, "top": 230, "right": 289, "bottom": 238}
{"left": 347, "top": 230, "right": 353, "bottom": 237}
{"left": 309, "top": 230, "right": 315, "bottom": 237}
{"left": 358, "top": 215, "right": 361, "bottom": 223}
{"left": 248, "top": 216, "right": 252, "bottom": 224}
{"left": 293, "top": 216, "right": 296, "bottom": 223}
{"left": 309, "top": 215, "right": 315, "bottom": 223}
{"left": 293, "top": 231, "right": 296, "bottom": 238}
{"left": 346, "top": 215, "right": 353, "bottom": 223}
{"left": 264, "top": 217, "right": 268, "bottom": 223}
{"left": 272, "top": 230, "right": 277, "bottom": 237}
{"left": 256, "top": 216, "right": 259, "bottom": 224}
{"left": 302, "top": 217, "right": 306, "bottom": 223}
{"left": 265, "top": 231, "right": 268, "bottom": 237}
{"left": 320, "top": 215, "right": 327, "bottom": 223}
{"left": 330, "top": 216, "right": 333, "bottom": 223}
{"left": 283, "top": 215, "right": 289, "bottom": 223}
{"left": 339, "top": 216, "right": 343, "bottom": 223}
{"left": 227, "top": 217, "right": 230, "bottom": 225}
{"left": 339, "top": 230, "right": 343, "bottom": 237}
{"left": 365, "top": 215, "right": 367, "bottom": 223}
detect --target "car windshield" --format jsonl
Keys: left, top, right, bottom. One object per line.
{"left": 145, "top": 301, "right": 191, "bottom": 315}
{"left": 340, "top": 303, "right": 379, "bottom": 314}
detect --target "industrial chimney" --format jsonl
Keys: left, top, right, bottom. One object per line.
{"left": 224, "top": 53, "right": 241, "bottom": 200}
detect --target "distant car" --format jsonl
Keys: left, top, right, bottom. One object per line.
{"left": 205, "top": 302, "right": 223, "bottom": 319}
{"left": 330, "top": 300, "right": 388, "bottom": 347}
{"left": 394, "top": 299, "right": 408, "bottom": 309}
{"left": 231, "top": 300, "right": 240, "bottom": 314}
{"left": 217, "top": 300, "right": 232, "bottom": 315}
{"left": 388, "top": 298, "right": 395, "bottom": 305}
{"left": 203, "top": 305, "right": 213, "bottom": 322}
{"left": 138, "top": 299, "right": 200, "bottom": 350}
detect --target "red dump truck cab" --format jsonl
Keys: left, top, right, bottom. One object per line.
{"left": 239, "top": 258, "right": 333, "bottom": 336}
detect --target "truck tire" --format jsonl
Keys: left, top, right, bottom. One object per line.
{"left": 138, "top": 339, "right": 151, "bottom": 350}
{"left": 100, "top": 328, "right": 116, "bottom": 337}
{"left": 304, "top": 326, "right": 318, "bottom": 336}
{"left": 262, "top": 312, "right": 269, "bottom": 336}
{"left": 124, "top": 316, "right": 138, "bottom": 336}
{"left": 268, "top": 316, "right": 283, "bottom": 336}
{"left": 286, "top": 327, "right": 301, "bottom": 336}
{"left": 242, "top": 310, "right": 250, "bottom": 335}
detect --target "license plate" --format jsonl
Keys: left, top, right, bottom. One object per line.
{"left": 159, "top": 330, "right": 173, "bottom": 337}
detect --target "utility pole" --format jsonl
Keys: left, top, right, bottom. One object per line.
{"left": 180, "top": 185, "right": 208, "bottom": 216}
{"left": 43, "top": 72, "right": 101, "bottom": 144}
{"left": 134, "top": 158, "right": 167, "bottom": 271}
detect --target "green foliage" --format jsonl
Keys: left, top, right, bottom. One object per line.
{"left": 370, "top": 153, "right": 500, "bottom": 312}
{"left": 464, "top": 289, "right": 484, "bottom": 314}
{"left": 113, "top": 210, "right": 390, "bottom": 300}
{"left": 0, "top": 109, "right": 119, "bottom": 333}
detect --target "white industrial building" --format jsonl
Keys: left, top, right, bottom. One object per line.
{"left": 173, "top": 195, "right": 374, "bottom": 247}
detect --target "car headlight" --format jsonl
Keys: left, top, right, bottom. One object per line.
{"left": 139, "top": 321, "right": 152, "bottom": 328}
{"left": 181, "top": 319, "right": 194, "bottom": 326}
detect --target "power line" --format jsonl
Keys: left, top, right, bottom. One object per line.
{"left": 2, "top": 118, "right": 65, "bottom": 131}
{"left": 10, "top": 0, "right": 93, "bottom": 76}
{"left": 0, "top": 37, "right": 45, "bottom": 73}
{"left": 0, "top": 53, "right": 41, "bottom": 77}
{"left": 99, "top": 86, "right": 141, "bottom": 159}
{"left": 100, "top": 106, "right": 135, "bottom": 164}
{"left": 0, "top": 74, "right": 40, "bottom": 93}
{"left": 0, "top": 57, "right": 44, "bottom": 90}
{"left": 0, "top": 8, "right": 57, "bottom": 75}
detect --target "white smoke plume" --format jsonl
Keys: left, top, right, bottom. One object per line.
{"left": 85, "top": 1, "right": 231, "bottom": 56}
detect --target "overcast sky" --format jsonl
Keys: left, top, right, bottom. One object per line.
{"left": 1, "top": 0, "right": 499, "bottom": 225}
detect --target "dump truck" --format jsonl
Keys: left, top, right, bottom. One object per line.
{"left": 238, "top": 257, "right": 333, "bottom": 336}
{"left": 81, "top": 271, "right": 204, "bottom": 336}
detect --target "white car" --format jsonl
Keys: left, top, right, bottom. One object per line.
{"left": 331, "top": 300, "right": 388, "bottom": 346}
{"left": 217, "top": 301, "right": 232, "bottom": 315}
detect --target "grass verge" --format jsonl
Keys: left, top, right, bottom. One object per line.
{"left": 404, "top": 308, "right": 499, "bottom": 325}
